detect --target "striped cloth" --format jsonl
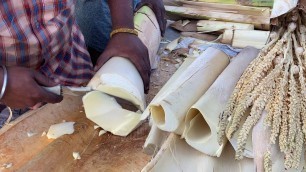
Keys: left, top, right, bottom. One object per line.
{"left": 0, "top": 0, "right": 94, "bottom": 86}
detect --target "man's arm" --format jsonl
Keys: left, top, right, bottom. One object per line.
{"left": 108, "top": 1, "right": 134, "bottom": 30}
{"left": 95, "top": 0, "right": 151, "bottom": 92}
{"left": 0, "top": 66, "right": 63, "bottom": 108}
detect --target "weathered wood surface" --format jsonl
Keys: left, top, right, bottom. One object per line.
{"left": 0, "top": 94, "right": 151, "bottom": 172}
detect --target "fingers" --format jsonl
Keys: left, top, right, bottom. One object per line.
{"left": 157, "top": 12, "right": 166, "bottom": 36}
{"left": 33, "top": 71, "right": 63, "bottom": 103}
{"left": 135, "top": 63, "right": 150, "bottom": 93}
{"left": 155, "top": 5, "right": 167, "bottom": 36}
{"left": 161, "top": 11, "right": 167, "bottom": 36}
{"left": 132, "top": 48, "right": 151, "bottom": 93}
{"left": 33, "top": 72, "right": 63, "bottom": 104}
{"left": 136, "top": 63, "right": 150, "bottom": 89}
{"left": 34, "top": 71, "right": 59, "bottom": 87}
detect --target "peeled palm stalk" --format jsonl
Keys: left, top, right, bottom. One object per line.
{"left": 143, "top": 56, "right": 209, "bottom": 154}
{"left": 150, "top": 47, "right": 229, "bottom": 134}
{"left": 142, "top": 134, "right": 254, "bottom": 172}
{"left": 218, "top": 10, "right": 306, "bottom": 170}
{"left": 95, "top": 57, "right": 146, "bottom": 110}
{"left": 83, "top": 91, "right": 141, "bottom": 136}
{"left": 143, "top": 124, "right": 169, "bottom": 155}
{"left": 141, "top": 57, "right": 195, "bottom": 120}
{"left": 83, "top": 6, "right": 160, "bottom": 136}
{"left": 183, "top": 47, "right": 259, "bottom": 157}
{"left": 134, "top": 7, "right": 161, "bottom": 70}
{"left": 221, "top": 29, "right": 270, "bottom": 49}
{"left": 197, "top": 20, "right": 254, "bottom": 33}
{"left": 87, "top": 6, "right": 161, "bottom": 111}
{"left": 143, "top": 57, "right": 195, "bottom": 153}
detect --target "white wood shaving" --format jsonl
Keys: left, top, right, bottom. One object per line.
{"left": 47, "top": 122, "right": 75, "bottom": 139}
{"left": 27, "top": 131, "right": 37, "bottom": 137}
{"left": 72, "top": 152, "right": 81, "bottom": 160}
{"left": 99, "top": 130, "right": 107, "bottom": 136}
{"left": 2, "top": 163, "right": 13, "bottom": 169}
{"left": 41, "top": 131, "right": 47, "bottom": 137}
{"left": 94, "top": 125, "right": 100, "bottom": 130}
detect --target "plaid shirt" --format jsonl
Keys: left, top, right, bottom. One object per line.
{"left": 0, "top": 0, "right": 94, "bottom": 86}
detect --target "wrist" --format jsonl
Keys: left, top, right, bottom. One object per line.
{"left": 110, "top": 28, "right": 138, "bottom": 38}
{"left": 110, "top": 32, "right": 139, "bottom": 41}
{"left": 112, "top": 24, "right": 134, "bottom": 30}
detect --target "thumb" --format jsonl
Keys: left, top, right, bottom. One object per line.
{"left": 94, "top": 50, "right": 113, "bottom": 72}
{"left": 34, "top": 71, "right": 59, "bottom": 87}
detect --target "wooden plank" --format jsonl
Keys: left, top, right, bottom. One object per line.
{"left": 181, "top": 0, "right": 274, "bottom": 7}
{"left": 0, "top": 95, "right": 86, "bottom": 170}
{"left": 165, "top": 6, "right": 270, "bottom": 26}
{"left": 180, "top": 1, "right": 271, "bottom": 16}
{"left": 0, "top": 94, "right": 151, "bottom": 171}
{"left": 66, "top": 124, "right": 150, "bottom": 172}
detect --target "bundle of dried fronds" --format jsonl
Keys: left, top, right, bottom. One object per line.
{"left": 218, "top": 9, "right": 306, "bottom": 170}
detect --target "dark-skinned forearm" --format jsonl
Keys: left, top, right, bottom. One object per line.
{"left": 107, "top": 0, "right": 134, "bottom": 30}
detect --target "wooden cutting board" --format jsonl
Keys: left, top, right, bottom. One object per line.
{"left": 0, "top": 94, "right": 150, "bottom": 172}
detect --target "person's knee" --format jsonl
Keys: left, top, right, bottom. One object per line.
{"left": 75, "top": 0, "right": 112, "bottom": 52}
{"left": 133, "top": 0, "right": 141, "bottom": 8}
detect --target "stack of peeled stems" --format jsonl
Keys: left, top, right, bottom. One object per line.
{"left": 218, "top": 9, "right": 306, "bottom": 171}
{"left": 183, "top": 47, "right": 259, "bottom": 157}
{"left": 142, "top": 45, "right": 263, "bottom": 168}
{"left": 142, "top": 46, "right": 260, "bottom": 171}
{"left": 150, "top": 47, "right": 230, "bottom": 134}
{"left": 143, "top": 9, "right": 306, "bottom": 169}
{"left": 143, "top": 48, "right": 231, "bottom": 154}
